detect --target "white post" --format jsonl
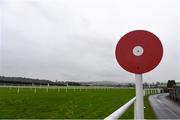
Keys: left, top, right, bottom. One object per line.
{"left": 47, "top": 83, "right": 49, "bottom": 92}
{"left": 134, "top": 100, "right": 136, "bottom": 119}
{"left": 135, "top": 74, "right": 144, "bottom": 119}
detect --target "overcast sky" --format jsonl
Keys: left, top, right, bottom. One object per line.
{"left": 1, "top": 0, "right": 180, "bottom": 83}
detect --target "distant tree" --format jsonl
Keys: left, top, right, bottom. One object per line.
{"left": 144, "top": 82, "right": 148, "bottom": 88}
{"left": 167, "top": 80, "right": 170, "bottom": 88}
{"left": 156, "top": 82, "right": 160, "bottom": 85}
{"left": 167, "top": 80, "right": 176, "bottom": 88}
{"left": 171, "top": 80, "right": 176, "bottom": 87}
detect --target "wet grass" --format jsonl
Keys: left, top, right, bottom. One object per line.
{"left": 0, "top": 87, "right": 135, "bottom": 119}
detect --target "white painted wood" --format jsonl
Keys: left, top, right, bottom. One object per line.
{"left": 104, "top": 97, "right": 136, "bottom": 120}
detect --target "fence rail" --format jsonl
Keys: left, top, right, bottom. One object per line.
{"left": 104, "top": 97, "right": 136, "bottom": 120}
{"left": 104, "top": 88, "right": 164, "bottom": 120}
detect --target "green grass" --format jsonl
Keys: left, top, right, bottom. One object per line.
{"left": 0, "top": 87, "right": 155, "bottom": 119}
{"left": 0, "top": 87, "right": 135, "bottom": 119}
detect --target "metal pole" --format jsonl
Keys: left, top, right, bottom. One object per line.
{"left": 135, "top": 74, "right": 144, "bottom": 119}
{"left": 134, "top": 100, "right": 136, "bottom": 119}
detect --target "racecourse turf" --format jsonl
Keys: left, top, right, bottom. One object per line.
{"left": 0, "top": 87, "right": 154, "bottom": 119}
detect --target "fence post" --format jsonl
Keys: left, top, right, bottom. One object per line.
{"left": 158, "top": 89, "right": 160, "bottom": 93}
{"left": 134, "top": 100, "right": 137, "bottom": 119}
{"left": 47, "top": 83, "right": 49, "bottom": 92}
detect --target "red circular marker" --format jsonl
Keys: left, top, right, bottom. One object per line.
{"left": 115, "top": 30, "right": 163, "bottom": 74}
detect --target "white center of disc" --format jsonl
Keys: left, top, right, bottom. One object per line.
{"left": 132, "top": 46, "right": 144, "bottom": 56}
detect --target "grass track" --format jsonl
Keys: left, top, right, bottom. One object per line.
{"left": 0, "top": 87, "right": 135, "bottom": 119}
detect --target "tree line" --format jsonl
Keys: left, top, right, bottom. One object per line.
{"left": 0, "top": 76, "right": 81, "bottom": 86}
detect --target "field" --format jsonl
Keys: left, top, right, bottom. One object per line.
{"left": 0, "top": 87, "right": 154, "bottom": 119}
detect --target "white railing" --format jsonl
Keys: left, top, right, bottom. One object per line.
{"left": 104, "top": 88, "right": 164, "bottom": 120}
{"left": 144, "top": 88, "right": 163, "bottom": 96}
{"left": 104, "top": 97, "right": 136, "bottom": 120}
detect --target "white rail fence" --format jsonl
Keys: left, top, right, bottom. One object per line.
{"left": 104, "top": 88, "right": 164, "bottom": 120}
{"left": 144, "top": 88, "right": 164, "bottom": 95}
{"left": 104, "top": 97, "right": 136, "bottom": 120}
{"left": 0, "top": 85, "right": 116, "bottom": 93}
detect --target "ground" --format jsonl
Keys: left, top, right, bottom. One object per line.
{"left": 149, "top": 93, "right": 180, "bottom": 119}
{"left": 0, "top": 87, "right": 154, "bottom": 119}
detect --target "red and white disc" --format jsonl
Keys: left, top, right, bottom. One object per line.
{"left": 115, "top": 30, "right": 163, "bottom": 74}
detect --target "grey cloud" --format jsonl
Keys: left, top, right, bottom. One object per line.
{"left": 1, "top": 0, "right": 180, "bottom": 83}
